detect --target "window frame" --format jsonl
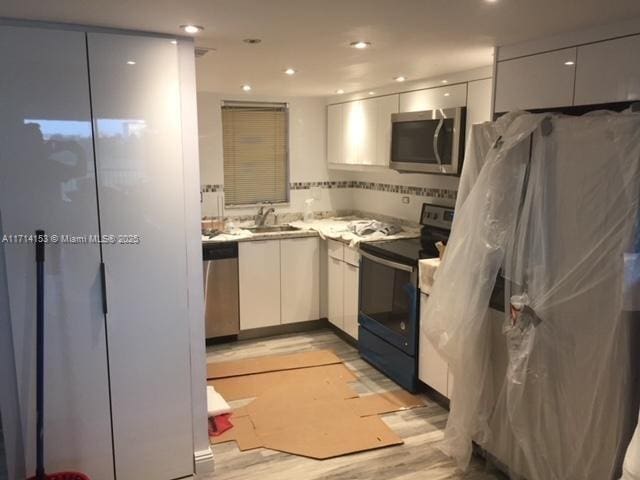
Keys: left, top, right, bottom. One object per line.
{"left": 221, "top": 100, "right": 290, "bottom": 208}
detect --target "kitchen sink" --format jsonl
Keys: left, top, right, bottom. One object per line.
{"left": 247, "top": 224, "right": 301, "bottom": 233}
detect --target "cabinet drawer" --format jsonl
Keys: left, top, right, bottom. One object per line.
{"left": 343, "top": 246, "right": 360, "bottom": 267}
{"left": 328, "top": 239, "right": 344, "bottom": 261}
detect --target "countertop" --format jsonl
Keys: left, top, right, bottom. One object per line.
{"left": 202, "top": 217, "right": 420, "bottom": 247}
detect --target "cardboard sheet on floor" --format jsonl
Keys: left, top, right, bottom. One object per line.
{"left": 207, "top": 349, "right": 341, "bottom": 379}
{"left": 209, "top": 363, "right": 358, "bottom": 401}
{"left": 207, "top": 350, "right": 425, "bottom": 459}
{"left": 346, "top": 390, "right": 427, "bottom": 417}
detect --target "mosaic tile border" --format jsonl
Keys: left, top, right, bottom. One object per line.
{"left": 202, "top": 181, "right": 456, "bottom": 200}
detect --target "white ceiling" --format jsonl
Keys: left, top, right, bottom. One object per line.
{"left": 2, "top": 0, "right": 640, "bottom": 96}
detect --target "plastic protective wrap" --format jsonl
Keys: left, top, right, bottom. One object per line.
{"left": 422, "top": 111, "right": 640, "bottom": 479}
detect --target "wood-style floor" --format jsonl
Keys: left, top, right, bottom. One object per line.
{"left": 203, "top": 328, "right": 505, "bottom": 480}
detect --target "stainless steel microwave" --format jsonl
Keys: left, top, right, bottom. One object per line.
{"left": 390, "top": 107, "right": 466, "bottom": 175}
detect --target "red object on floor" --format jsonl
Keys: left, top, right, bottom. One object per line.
{"left": 209, "top": 413, "right": 234, "bottom": 437}
{"left": 27, "top": 473, "right": 91, "bottom": 480}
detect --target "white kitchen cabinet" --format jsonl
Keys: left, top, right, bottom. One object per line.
{"left": 466, "top": 78, "right": 493, "bottom": 129}
{"left": 0, "top": 26, "right": 114, "bottom": 479}
{"left": 399, "top": 83, "right": 467, "bottom": 112}
{"left": 375, "top": 94, "right": 399, "bottom": 166}
{"left": 239, "top": 240, "right": 281, "bottom": 329}
{"left": 328, "top": 256, "right": 344, "bottom": 329}
{"left": 281, "top": 237, "right": 320, "bottom": 324}
{"left": 419, "top": 292, "right": 450, "bottom": 398}
{"left": 343, "top": 263, "right": 360, "bottom": 339}
{"left": 494, "top": 48, "right": 577, "bottom": 112}
{"left": 88, "top": 32, "right": 194, "bottom": 480}
{"left": 574, "top": 35, "right": 640, "bottom": 105}
{"left": 342, "top": 100, "right": 363, "bottom": 165}
{"left": 327, "top": 103, "right": 343, "bottom": 164}
{"left": 360, "top": 98, "right": 378, "bottom": 165}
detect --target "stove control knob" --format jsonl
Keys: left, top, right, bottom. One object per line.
{"left": 432, "top": 213, "right": 438, "bottom": 220}
{"left": 404, "top": 341, "right": 409, "bottom": 347}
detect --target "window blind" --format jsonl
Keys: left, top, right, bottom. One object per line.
{"left": 222, "top": 102, "right": 288, "bottom": 206}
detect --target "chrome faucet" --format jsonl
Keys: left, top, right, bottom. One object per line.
{"left": 255, "top": 205, "right": 275, "bottom": 226}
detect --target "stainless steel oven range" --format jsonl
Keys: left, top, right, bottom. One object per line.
{"left": 358, "top": 203, "right": 454, "bottom": 392}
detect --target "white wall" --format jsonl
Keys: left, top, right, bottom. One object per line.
{"left": 198, "top": 93, "right": 352, "bottom": 217}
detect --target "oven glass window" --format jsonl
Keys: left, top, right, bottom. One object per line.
{"left": 391, "top": 119, "right": 454, "bottom": 166}
{"left": 360, "top": 256, "right": 417, "bottom": 338}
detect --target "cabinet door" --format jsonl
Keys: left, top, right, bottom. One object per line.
{"left": 495, "top": 48, "right": 577, "bottom": 112}
{"left": 281, "top": 237, "right": 320, "bottom": 324}
{"left": 327, "top": 103, "right": 343, "bottom": 164}
{"left": 400, "top": 84, "right": 467, "bottom": 112}
{"left": 239, "top": 240, "right": 281, "bottom": 329}
{"left": 375, "top": 95, "right": 399, "bottom": 166}
{"left": 0, "top": 26, "right": 115, "bottom": 479}
{"left": 328, "top": 256, "right": 344, "bottom": 329}
{"left": 466, "top": 78, "right": 493, "bottom": 129}
{"left": 87, "top": 32, "right": 192, "bottom": 479}
{"left": 574, "top": 35, "right": 640, "bottom": 105}
{"left": 360, "top": 98, "right": 377, "bottom": 165}
{"left": 342, "top": 100, "right": 363, "bottom": 164}
{"left": 419, "top": 295, "right": 449, "bottom": 398}
{"left": 343, "top": 263, "right": 360, "bottom": 339}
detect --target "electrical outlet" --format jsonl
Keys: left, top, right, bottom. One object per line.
{"left": 402, "top": 196, "right": 410, "bottom": 204}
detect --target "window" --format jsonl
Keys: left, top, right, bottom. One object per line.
{"left": 222, "top": 101, "right": 289, "bottom": 206}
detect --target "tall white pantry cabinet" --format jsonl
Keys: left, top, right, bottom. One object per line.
{"left": 0, "top": 24, "right": 207, "bottom": 480}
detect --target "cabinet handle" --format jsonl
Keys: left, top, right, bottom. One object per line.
{"left": 100, "top": 262, "right": 108, "bottom": 314}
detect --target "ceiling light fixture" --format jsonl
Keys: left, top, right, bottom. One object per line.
{"left": 444, "top": 92, "right": 451, "bottom": 97}
{"left": 284, "top": 68, "right": 296, "bottom": 75}
{"left": 564, "top": 60, "right": 575, "bottom": 66}
{"left": 394, "top": 76, "right": 406, "bottom": 82}
{"left": 368, "top": 91, "right": 375, "bottom": 95}
{"left": 335, "top": 89, "right": 345, "bottom": 94}
{"left": 243, "top": 38, "right": 262, "bottom": 44}
{"left": 170, "top": 40, "right": 178, "bottom": 45}
{"left": 242, "top": 84, "right": 252, "bottom": 92}
{"left": 441, "top": 80, "right": 448, "bottom": 84}
{"left": 180, "top": 24, "right": 204, "bottom": 34}
{"left": 126, "top": 60, "right": 136, "bottom": 65}
{"left": 350, "top": 41, "right": 371, "bottom": 49}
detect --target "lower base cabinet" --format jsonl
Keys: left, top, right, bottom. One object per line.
{"left": 239, "top": 237, "right": 320, "bottom": 330}
{"left": 327, "top": 239, "right": 360, "bottom": 340}
{"left": 239, "top": 240, "right": 281, "bottom": 329}
{"left": 419, "top": 292, "right": 452, "bottom": 398}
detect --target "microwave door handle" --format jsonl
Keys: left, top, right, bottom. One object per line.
{"left": 433, "top": 117, "right": 445, "bottom": 173}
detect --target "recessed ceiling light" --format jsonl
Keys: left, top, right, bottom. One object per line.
{"left": 243, "top": 38, "right": 262, "bottom": 44}
{"left": 368, "top": 91, "right": 375, "bottom": 95}
{"left": 126, "top": 60, "right": 136, "bottom": 65}
{"left": 242, "top": 84, "right": 252, "bottom": 92}
{"left": 394, "top": 76, "right": 406, "bottom": 82}
{"left": 170, "top": 40, "right": 178, "bottom": 45}
{"left": 335, "top": 89, "right": 345, "bottom": 94}
{"left": 284, "top": 68, "right": 296, "bottom": 75}
{"left": 180, "top": 25, "right": 203, "bottom": 34}
{"left": 441, "top": 80, "right": 448, "bottom": 84}
{"left": 485, "top": 0, "right": 499, "bottom": 3}
{"left": 350, "top": 41, "right": 371, "bottom": 49}
{"left": 564, "top": 60, "right": 575, "bottom": 66}
{"left": 444, "top": 92, "right": 451, "bottom": 97}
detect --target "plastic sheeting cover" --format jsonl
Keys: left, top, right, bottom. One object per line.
{"left": 422, "top": 111, "right": 640, "bottom": 480}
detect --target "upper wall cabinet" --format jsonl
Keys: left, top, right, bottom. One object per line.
{"left": 494, "top": 47, "right": 577, "bottom": 112}
{"left": 574, "top": 35, "right": 640, "bottom": 105}
{"left": 327, "top": 94, "right": 398, "bottom": 168}
{"left": 399, "top": 83, "right": 467, "bottom": 112}
{"left": 327, "top": 103, "right": 343, "bottom": 164}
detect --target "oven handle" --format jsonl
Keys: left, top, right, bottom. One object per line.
{"left": 359, "top": 250, "right": 415, "bottom": 273}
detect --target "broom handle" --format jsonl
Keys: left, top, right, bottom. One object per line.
{"left": 35, "top": 230, "right": 45, "bottom": 480}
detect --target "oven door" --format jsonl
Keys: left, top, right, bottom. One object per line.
{"left": 358, "top": 251, "right": 419, "bottom": 355}
{"left": 390, "top": 107, "right": 465, "bottom": 175}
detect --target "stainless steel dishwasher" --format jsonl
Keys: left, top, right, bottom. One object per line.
{"left": 203, "top": 242, "right": 240, "bottom": 339}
